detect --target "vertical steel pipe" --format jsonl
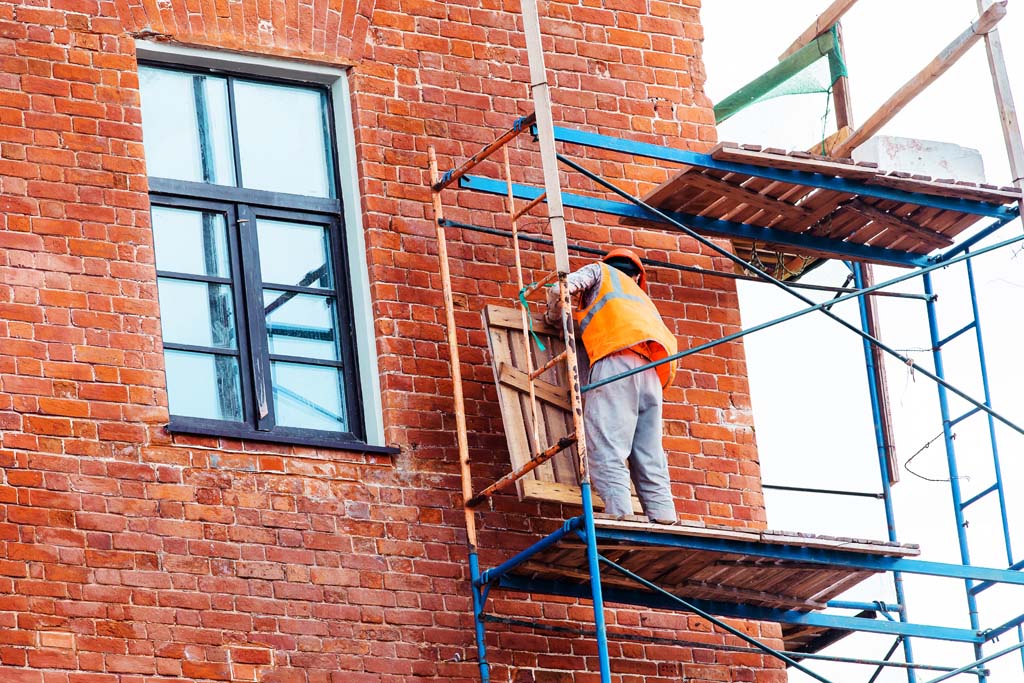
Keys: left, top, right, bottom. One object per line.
{"left": 854, "top": 263, "right": 917, "bottom": 681}
{"left": 581, "top": 482, "right": 612, "bottom": 683}
{"left": 923, "top": 272, "right": 986, "bottom": 679}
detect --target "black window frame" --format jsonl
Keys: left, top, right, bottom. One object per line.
{"left": 142, "top": 61, "right": 391, "bottom": 454}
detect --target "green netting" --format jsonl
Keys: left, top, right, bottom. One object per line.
{"left": 714, "top": 25, "right": 847, "bottom": 125}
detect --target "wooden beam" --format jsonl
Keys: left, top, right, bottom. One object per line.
{"left": 845, "top": 198, "right": 954, "bottom": 249}
{"left": 498, "top": 363, "right": 572, "bottom": 412}
{"left": 830, "top": 22, "right": 854, "bottom": 129}
{"left": 977, "top": 0, "right": 1024, "bottom": 188}
{"left": 832, "top": 2, "right": 1007, "bottom": 157}
{"left": 779, "top": 0, "right": 860, "bottom": 60}
{"left": 683, "top": 172, "right": 812, "bottom": 223}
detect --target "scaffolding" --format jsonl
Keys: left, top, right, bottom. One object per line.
{"left": 427, "top": 1, "right": 1024, "bottom": 681}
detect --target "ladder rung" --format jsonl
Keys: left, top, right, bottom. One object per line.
{"left": 936, "top": 321, "right": 977, "bottom": 349}
{"left": 513, "top": 191, "right": 547, "bottom": 222}
{"left": 465, "top": 433, "right": 577, "bottom": 508}
{"left": 530, "top": 350, "right": 567, "bottom": 380}
{"left": 961, "top": 483, "right": 999, "bottom": 510}
{"left": 522, "top": 270, "right": 559, "bottom": 300}
{"left": 950, "top": 406, "right": 982, "bottom": 427}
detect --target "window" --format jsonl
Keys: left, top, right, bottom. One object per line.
{"left": 138, "top": 57, "right": 385, "bottom": 451}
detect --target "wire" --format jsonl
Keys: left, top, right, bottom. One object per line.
{"left": 904, "top": 430, "right": 969, "bottom": 483}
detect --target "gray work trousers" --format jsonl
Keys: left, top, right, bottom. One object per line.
{"left": 584, "top": 351, "right": 677, "bottom": 522}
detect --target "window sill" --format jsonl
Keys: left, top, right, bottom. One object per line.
{"left": 166, "top": 418, "right": 400, "bottom": 455}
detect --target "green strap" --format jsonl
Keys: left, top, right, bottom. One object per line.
{"left": 518, "top": 285, "right": 547, "bottom": 352}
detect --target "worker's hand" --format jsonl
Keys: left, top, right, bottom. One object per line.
{"left": 544, "top": 285, "right": 561, "bottom": 325}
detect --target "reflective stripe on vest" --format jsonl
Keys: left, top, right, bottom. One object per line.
{"left": 578, "top": 266, "right": 649, "bottom": 334}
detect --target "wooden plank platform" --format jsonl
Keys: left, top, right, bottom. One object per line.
{"left": 622, "top": 142, "right": 1023, "bottom": 279}
{"left": 510, "top": 515, "right": 918, "bottom": 618}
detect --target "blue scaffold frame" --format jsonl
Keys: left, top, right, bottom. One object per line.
{"left": 430, "top": 118, "right": 1024, "bottom": 683}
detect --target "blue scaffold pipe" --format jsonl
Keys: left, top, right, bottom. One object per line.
{"left": 468, "top": 551, "right": 491, "bottom": 682}
{"left": 828, "top": 600, "right": 901, "bottom": 613}
{"left": 920, "top": 640, "right": 1024, "bottom": 683}
{"left": 591, "top": 552, "right": 837, "bottom": 683}
{"left": 476, "top": 517, "right": 583, "bottom": 586}
{"left": 854, "top": 263, "right": 917, "bottom": 682}
{"left": 580, "top": 483, "right": 611, "bottom": 683}
{"left": 935, "top": 212, "right": 1021, "bottom": 262}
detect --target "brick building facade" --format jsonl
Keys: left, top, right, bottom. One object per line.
{"left": 0, "top": 0, "right": 780, "bottom": 680}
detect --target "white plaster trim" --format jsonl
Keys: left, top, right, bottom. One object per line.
{"left": 134, "top": 40, "right": 386, "bottom": 447}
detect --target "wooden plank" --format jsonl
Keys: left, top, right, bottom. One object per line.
{"left": 832, "top": 2, "right": 1008, "bottom": 157}
{"left": 866, "top": 172, "right": 1020, "bottom": 205}
{"left": 710, "top": 144, "right": 878, "bottom": 179}
{"left": 486, "top": 304, "right": 560, "bottom": 336}
{"left": 810, "top": 125, "right": 854, "bottom": 157}
{"left": 845, "top": 198, "right": 954, "bottom": 249}
{"left": 977, "top": 0, "right": 1024, "bottom": 188}
{"left": 683, "top": 172, "right": 813, "bottom": 224}
{"left": 779, "top": 0, "right": 860, "bottom": 60}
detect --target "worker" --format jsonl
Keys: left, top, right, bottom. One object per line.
{"left": 546, "top": 248, "right": 679, "bottom": 524}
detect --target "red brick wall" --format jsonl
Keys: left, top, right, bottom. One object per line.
{"left": 0, "top": 0, "right": 779, "bottom": 680}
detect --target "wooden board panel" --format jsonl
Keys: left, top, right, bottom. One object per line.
{"left": 484, "top": 305, "right": 642, "bottom": 511}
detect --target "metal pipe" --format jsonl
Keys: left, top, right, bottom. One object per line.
{"left": 581, "top": 483, "right": 611, "bottom": 683}
{"left": 966, "top": 255, "right": 1014, "bottom": 564}
{"left": 923, "top": 272, "right": 986, "bottom": 678}
{"left": 856, "top": 263, "right": 917, "bottom": 682}
{"left": 828, "top": 600, "right": 900, "bottom": 613}
{"left": 763, "top": 483, "right": 884, "bottom": 499}
{"left": 937, "top": 213, "right": 1019, "bottom": 261}
{"left": 969, "top": 557, "right": 1024, "bottom": 596}
{"left": 920, "top": 640, "right": 1024, "bottom": 683}
{"left": 868, "top": 638, "right": 904, "bottom": 683}
{"left": 482, "top": 614, "right": 974, "bottom": 673}
{"left": 961, "top": 483, "right": 998, "bottom": 510}
{"left": 594, "top": 550, "right": 837, "bottom": 682}
{"left": 936, "top": 321, "right": 977, "bottom": 349}
{"left": 477, "top": 517, "right": 583, "bottom": 586}
{"left": 468, "top": 552, "right": 491, "bottom": 682}
{"left": 984, "top": 612, "right": 1024, "bottom": 642}
{"left": 432, "top": 113, "right": 537, "bottom": 191}
{"left": 440, "top": 218, "right": 931, "bottom": 300}
{"left": 965, "top": 253, "right": 1024, "bottom": 673}
{"left": 557, "top": 152, "right": 1024, "bottom": 440}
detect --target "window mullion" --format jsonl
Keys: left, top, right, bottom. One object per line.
{"left": 226, "top": 76, "right": 244, "bottom": 189}
{"left": 237, "top": 204, "right": 275, "bottom": 431}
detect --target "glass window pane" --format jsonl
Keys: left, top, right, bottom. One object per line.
{"left": 234, "top": 80, "right": 333, "bottom": 197}
{"left": 158, "top": 279, "right": 237, "bottom": 349}
{"left": 152, "top": 206, "right": 231, "bottom": 277}
{"left": 264, "top": 290, "right": 338, "bottom": 360}
{"left": 165, "top": 349, "right": 243, "bottom": 421}
{"left": 139, "top": 67, "right": 235, "bottom": 185}
{"left": 256, "top": 219, "right": 333, "bottom": 287}
{"left": 271, "top": 361, "right": 346, "bottom": 432}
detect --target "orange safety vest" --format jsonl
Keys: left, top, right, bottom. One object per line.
{"left": 573, "top": 262, "right": 678, "bottom": 389}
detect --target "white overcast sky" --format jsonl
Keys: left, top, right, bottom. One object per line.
{"left": 700, "top": 2, "right": 1024, "bottom": 681}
